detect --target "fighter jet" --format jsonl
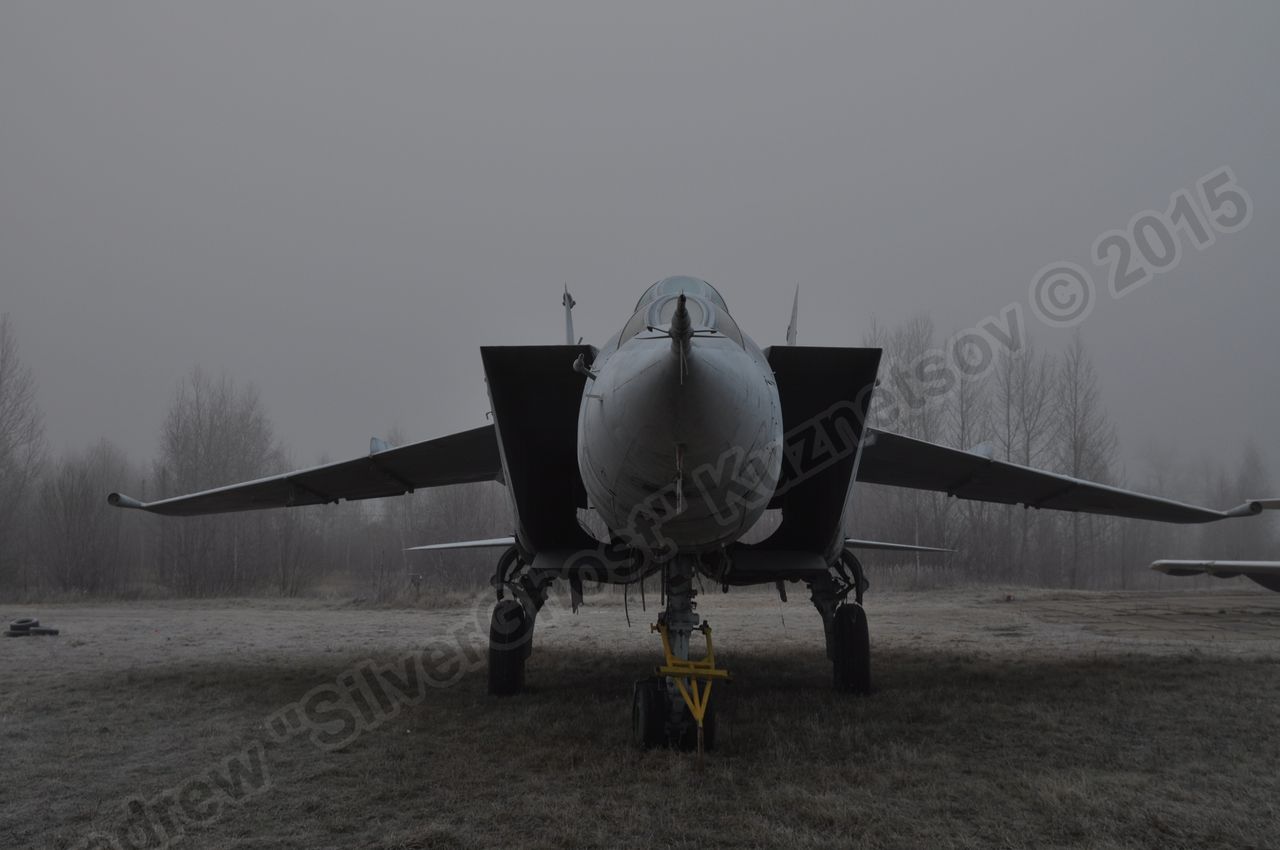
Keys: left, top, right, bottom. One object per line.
{"left": 108, "top": 276, "right": 1268, "bottom": 752}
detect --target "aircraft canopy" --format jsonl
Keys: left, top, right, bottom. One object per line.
{"left": 634, "top": 276, "right": 728, "bottom": 312}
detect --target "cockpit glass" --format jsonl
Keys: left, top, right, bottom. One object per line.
{"left": 618, "top": 291, "right": 744, "bottom": 348}
{"left": 635, "top": 276, "right": 728, "bottom": 312}
{"left": 656, "top": 297, "right": 705, "bottom": 326}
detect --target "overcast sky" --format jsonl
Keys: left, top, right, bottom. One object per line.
{"left": 2, "top": 2, "right": 1277, "bottom": 490}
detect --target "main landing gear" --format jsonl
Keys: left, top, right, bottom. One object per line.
{"left": 631, "top": 555, "right": 729, "bottom": 753}
{"left": 484, "top": 544, "right": 872, "bottom": 750}
{"left": 809, "top": 550, "right": 872, "bottom": 695}
{"left": 487, "top": 546, "right": 551, "bottom": 696}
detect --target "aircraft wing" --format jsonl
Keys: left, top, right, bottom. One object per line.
{"left": 407, "top": 537, "right": 516, "bottom": 551}
{"left": 1152, "top": 559, "right": 1280, "bottom": 592}
{"left": 108, "top": 425, "right": 502, "bottom": 516}
{"left": 856, "top": 428, "right": 1262, "bottom": 524}
{"left": 844, "top": 537, "right": 950, "bottom": 554}
{"left": 1153, "top": 559, "right": 1280, "bottom": 577}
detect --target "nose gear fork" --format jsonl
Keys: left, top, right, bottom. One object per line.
{"left": 651, "top": 617, "right": 730, "bottom": 755}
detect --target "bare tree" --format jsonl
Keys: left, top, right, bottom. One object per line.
{"left": 36, "top": 440, "right": 137, "bottom": 593}
{"left": 994, "top": 341, "right": 1054, "bottom": 580}
{"left": 1053, "top": 334, "right": 1116, "bottom": 481}
{"left": 947, "top": 340, "right": 995, "bottom": 578}
{"left": 890, "top": 316, "right": 952, "bottom": 575}
{"left": 269, "top": 508, "right": 311, "bottom": 597}
{"left": 0, "top": 314, "right": 46, "bottom": 591}
{"left": 1052, "top": 333, "right": 1117, "bottom": 586}
{"left": 996, "top": 340, "right": 1055, "bottom": 469}
{"left": 152, "top": 367, "right": 284, "bottom": 595}
{"left": 266, "top": 450, "right": 313, "bottom": 597}
{"left": 1199, "top": 441, "right": 1276, "bottom": 563}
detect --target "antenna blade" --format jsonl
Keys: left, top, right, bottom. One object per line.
{"left": 563, "top": 284, "right": 577, "bottom": 345}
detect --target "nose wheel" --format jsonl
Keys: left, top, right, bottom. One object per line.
{"left": 633, "top": 557, "right": 729, "bottom": 753}
{"left": 631, "top": 677, "right": 666, "bottom": 749}
{"left": 632, "top": 672, "right": 721, "bottom": 752}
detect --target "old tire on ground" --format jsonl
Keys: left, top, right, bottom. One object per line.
{"left": 832, "top": 603, "right": 871, "bottom": 695}
{"left": 9, "top": 618, "right": 37, "bottom": 631}
{"left": 632, "top": 678, "right": 666, "bottom": 750}
{"left": 487, "top": 599, "right": 531, "bottom": 696}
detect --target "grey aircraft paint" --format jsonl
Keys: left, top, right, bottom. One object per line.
{"left": 577, "top": 277, "right": 783, "bottom": 553}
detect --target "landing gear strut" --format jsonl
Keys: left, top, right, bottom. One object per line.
{"left": 487, "top": 546, "right": 551, "bottom": 696}
{"left": 488, "top": 598, "right": 532, "bottom": 695}
{"left": 632, "top": 555, "right": 729, "bottom": 752}
{"left": 810, "top": 550, "right": 872, "bottom": 695}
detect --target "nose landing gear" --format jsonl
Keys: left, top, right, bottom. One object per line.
{"left": 633, "top": 618, "right": 729, "bottom": 752}
{"left": 632, "top": 556, "right": 730, "bottom": 753}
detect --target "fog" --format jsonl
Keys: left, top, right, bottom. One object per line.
{"left": 3, "top": 1, "right": 1278, "bottom": 478}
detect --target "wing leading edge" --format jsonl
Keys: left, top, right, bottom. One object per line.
{"left": 856, "top": 428, "right": 1262, "bottom": 524}
{"left": 844, "top": 537, "right": 950, "bottom": 554}
{"left": 406, "top": 537, "right": 517, "bottom": 552}
{"left": 108, "top": 425, "right": 502, "bottom": 516}
{"left": 1152, "top": 560, "right": 1280, "bottom": 592}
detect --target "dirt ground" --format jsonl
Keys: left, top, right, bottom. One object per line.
{"left": 3, "top": 586, "right": 1279, "bottom": 849}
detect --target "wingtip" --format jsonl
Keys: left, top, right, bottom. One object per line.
{"left": 107, "top": 492, "right": 145, "bottom": 510}
{"left": 1225, "top": 500, "right": 1266, "bottom": 518}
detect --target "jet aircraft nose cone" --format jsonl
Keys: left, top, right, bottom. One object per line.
{"left": 577, "top": 335, "right": 783, "bottom": 557}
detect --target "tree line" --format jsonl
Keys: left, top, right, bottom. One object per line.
{"left": 0, "top": 311, "right": 1274, "bottom": 599}
{"left": 850, "top": 313, "right": 1276, "bottom": 590}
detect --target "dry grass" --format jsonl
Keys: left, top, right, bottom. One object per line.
{"left": 3, "top": 590, "right": 1279, "bottom": 849}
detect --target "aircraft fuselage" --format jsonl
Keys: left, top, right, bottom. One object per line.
{"left": 576, "top": 277, "right": 784, "bottom": 556}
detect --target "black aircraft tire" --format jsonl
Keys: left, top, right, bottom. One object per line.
{"left": 832, "top": 603, "right": 871, "bottom": 695}
{"left": 632, "top": 678, "right": 665, "bottom": 750}
{"left": 487, "top": 600, "right": 530, "bottom": 696}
